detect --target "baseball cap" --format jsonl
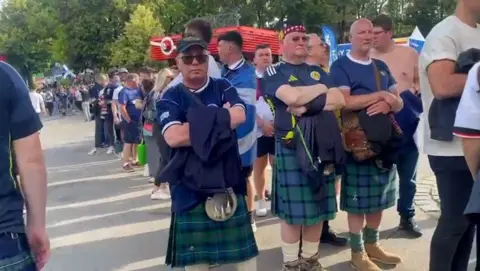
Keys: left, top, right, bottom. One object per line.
{"left": 177, "top": 37, "right": 208, "bottom": 53}
{"left": 118, "top": 68, "right": 128, "bottom": 73}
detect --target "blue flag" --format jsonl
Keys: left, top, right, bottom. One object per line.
{"left": 320, "top": 25, "right": 338, "bottom": 67}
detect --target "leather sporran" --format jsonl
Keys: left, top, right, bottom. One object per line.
{"left": 205, "top": 188, "right": 238, "bottom": 222}
{"left": 341, "top": 110, "right": 378, "bottom": 161}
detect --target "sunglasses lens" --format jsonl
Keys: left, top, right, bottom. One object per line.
{"left": 182, "top": 55, "right": 208, "bottom": 65}
{"left": 182, "top": 56, "right": 194, "bottom": 65}
{"left": 195, "top": 55, "right": 208, "bottom": 64}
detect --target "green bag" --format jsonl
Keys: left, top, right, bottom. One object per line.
{"left": 137, "top": 140, "right": 147, "bottom": 166}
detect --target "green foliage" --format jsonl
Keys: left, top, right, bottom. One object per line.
{"left": 109, "top": 4, "right": 164, "bottom": 69}
{"left": 0, "top": 0, "right": 460, "bottom": 74}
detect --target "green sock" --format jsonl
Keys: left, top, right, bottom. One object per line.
{"left": 363, "top": 227, "right": 379, "bottom": 244}
{"left": 349, "top": 232, "right": 364, "bottom": 252}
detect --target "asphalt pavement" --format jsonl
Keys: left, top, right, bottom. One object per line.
{"left": 40, "top": 115, "right": 474, "bottom": 271}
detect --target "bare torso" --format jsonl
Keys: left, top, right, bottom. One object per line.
{"left": 371, "top": 45, "right": 419, "bottom": 93}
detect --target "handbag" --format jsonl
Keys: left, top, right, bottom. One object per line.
{"left": 341, "top": 63, "right": 383, "bottom": 161}
{"left": 136, "top": 140, "right": 147, "bottom": 166}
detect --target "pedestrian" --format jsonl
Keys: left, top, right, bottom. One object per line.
{"left": 44, "top": 88, "right": 55, "bottom": 116}
{"left": 262, "top": 21, "right": 345, "bottom": 270}
{"left": 0, "top": 61, "right": 50, "bottom": 270}
{"left": 158, "top": 37, "right": 258, "bottom": 271}
{"left": 419, "top": 0, "right": 480, "bottom": 269}
{"left": 88, "top": 74, "right": 109, "bottom": 155}
{"left": 29, "top": 88, "right": 46, "bottom": 116}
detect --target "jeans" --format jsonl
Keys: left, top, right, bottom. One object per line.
{"left": 428, "top": 155, "right": 477, "bottom": 271}
{"left": 0, "top": 233, "right": 36, "bottom": 270}
{"left": 396, "top": 145, "right": 419, "bottom": 218}
{"left": 103, "top": 115, "right": 114, "bottom": 147}
{"left": 94, "top": 115, "right": 105, "bottom": 148}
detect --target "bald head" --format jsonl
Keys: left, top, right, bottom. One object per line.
{"left": 349, "top": 18, "right": 374, "bottom": 55}
{"left": 350, "top": 18, "right": 373, "bottom": 35}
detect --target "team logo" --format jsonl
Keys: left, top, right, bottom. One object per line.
{"left": 310, "top": 71, "right": 320, "bottom": 80}
{"left": 288, "top": 75, "right": 298, "bottom": 82}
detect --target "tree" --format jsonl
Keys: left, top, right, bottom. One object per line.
{"left": 109, "top": 4, "right": 164, "bottom": 69}
{"left": 0, "top": 0, "right": 57, "bottom": 85}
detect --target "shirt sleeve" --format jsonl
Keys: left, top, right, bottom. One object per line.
{"left": 420, "top": 34, "right": 457, "bottom": 71}
{"left": 221, "top": 79, "right": 246, "bottom": 111}
{"left": 453, "top": 63, "right": 480, "bottom": 138}
{"left": 330, "top": 61, "right": 351, "bottom": 90}
{"left": 208, "top": 55, "right": 222, "bottom": 79}
{"left": 262, "top": 64, "right": 289, "bottom": 98}
{"left": 112, "top": 86, "right": 122, "bottom": 100}
{"left": 2, "top": 64, "right": 43, "bottom": 140}
{"left": 156, "top": 88, "right": 184, "bottom": 135}
{"left": 118, "top": 90, "right": 127, "bottom": 105}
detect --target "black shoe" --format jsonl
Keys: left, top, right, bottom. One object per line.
{"left": 264, "top": 190, "right": 271, "bottom": 201}
{"left": 399, "top": 217, "right": 423, "bottom": 238}
{"left": 320, "top": 229, "right": 347, "bottom": 246}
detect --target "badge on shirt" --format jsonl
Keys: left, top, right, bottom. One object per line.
{"left": 310, "top": 71, "right": 320, "bottom": 81}
{"left": 160, "top": 111, "right": 169, "bottom": 122}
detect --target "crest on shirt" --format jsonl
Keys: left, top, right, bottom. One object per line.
{"left": 310, "top": 71, "right": 321, "bottom": 81}
{"left": 160, "top": 112, "right": 169, "bottom": 122}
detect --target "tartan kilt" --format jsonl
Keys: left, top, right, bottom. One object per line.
{"left": 165, "top": 195, "right": 258, "bottom": 268}
{"left": 271, "top": 140, "right": 337, "bottom": 226}
{"left": 340, "top": 158, "right": 397, "bottom": 214}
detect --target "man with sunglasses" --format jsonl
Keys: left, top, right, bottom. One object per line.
{"left": 167, "top": 18, "right": 221, "bottom": 89}
{"left": 306, "top": 33, "right": 348, "bottom": 248}
{"left": 158, "top": 37, "right": 258, "bottom": 271}
{"left": 262, "top": 21, "right": 345, "bottom": 270}
{"left": 217, "top": 31, "right": 258, "bottom": 232}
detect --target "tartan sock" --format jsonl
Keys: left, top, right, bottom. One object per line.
{"left": 349, "top": 232, "right": 364, "bottom": 252}
{"left": 301, "top": 240, "right": 319, "bottom": 259}
{"left": 363, "top": 227, "right": 379, "bottom": 244}
{"left": 282, "top": 240, "right": 300, "bottom": 263}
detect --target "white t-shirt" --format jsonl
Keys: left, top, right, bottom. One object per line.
{"left": 453, "top": 62, "right": 480, "bottom": 138}
{"left": 29, "top": 92, "right": 44, "bottom": 113}
{"left": 419, "top": 15, "right": 480, "bottom": 156}
{"left": 166, "top": 55, "right": 221, "bottom": 89}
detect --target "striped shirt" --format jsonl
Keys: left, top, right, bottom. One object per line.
{"left": 222, "top": 58, "right": 257, "bottom": 167}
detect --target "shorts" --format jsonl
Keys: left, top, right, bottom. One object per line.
{"left": 257, "top": 136, "right": 275, "bottom": 158}
{"left": 121, "top": 120, "right": 141, "bottom": 144}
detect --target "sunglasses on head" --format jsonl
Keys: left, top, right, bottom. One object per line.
{"left": 292, "top": 36, "right": 308, "bottom": 42}
{"left": 181, "top": 54, "right": 208, "bottom": 65}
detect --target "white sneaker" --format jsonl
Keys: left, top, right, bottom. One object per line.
{"left": 149, "top": 177, "right": 155, "bottom": 183}
{"left": 255, "top": 199, "right": 268, "bottom": 217}
{"left": 143, "top": 165, "right": 150, "bottom": 177}
{"left": 106, "top": 146, "right": 114, "bottom": 154}
{"left": 151, "top": 187, "right": 171, "bottom": 200}
{"left": 88, "top": 148, "right": 97, "bottom": 155}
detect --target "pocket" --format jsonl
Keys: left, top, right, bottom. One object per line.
{"left": 0, "top": 233, "right": 28, "bottom": 260}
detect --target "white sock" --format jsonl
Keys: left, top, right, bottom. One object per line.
{"left": 282, "top": 240, "right": 300, "bottom": 263}
{"left": 301, "top": 240, "right": 319, "bottom": 259}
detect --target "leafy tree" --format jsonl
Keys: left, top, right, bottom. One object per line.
{"left": 0, "top": 0, "right": 57, "bottom": 84}
{"left": 109, "top": 4, "right": 164, "bottom": 69}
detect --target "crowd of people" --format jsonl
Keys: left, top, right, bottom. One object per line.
{"left": 1, "top": 0, "right": 479, "bottom": 270}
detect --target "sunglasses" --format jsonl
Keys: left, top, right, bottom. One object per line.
{"left": 180, "top": 54, "right": 208, "bottom": 65}
{"left": 292, "top": 36, "right": 309, "bottom": 42}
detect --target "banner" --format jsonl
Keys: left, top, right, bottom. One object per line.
{"left": 320, "top": 25, "right": 338, "bottom": 67}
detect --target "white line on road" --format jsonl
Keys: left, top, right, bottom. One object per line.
{"left": 47, "top": 159, "right": 119, "bottom": 173}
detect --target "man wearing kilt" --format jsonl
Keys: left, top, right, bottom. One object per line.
{"left": 330, "top": 19, "right": 403, "bottom": 271}
{"left": 157, "top": 37, "right": 258, "bottom": 271}
{"left": 262, "top": 21, "right": 346, "bottom": 270}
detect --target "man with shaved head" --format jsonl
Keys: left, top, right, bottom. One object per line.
{"left": 330, "top": 18, "right": 403, "bottom": 270}
{"left": 262, "top": 20, "right": 345, "bottom": 270}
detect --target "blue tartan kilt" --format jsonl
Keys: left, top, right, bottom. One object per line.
{"left": 165, "top": 195, "right": 258, "bottom": 268}
{"left": 271, "top": 140, "right": 337, "bottom": 226}
{"left": 340, "top": 157, "right": 397, "bottom": 214}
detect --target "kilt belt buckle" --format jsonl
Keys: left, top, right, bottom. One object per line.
{"left": 205, "top": 188, "right": 238, "bottom": 222}
{"left": 323, "top": 164, "right": 335, "bottom": 176}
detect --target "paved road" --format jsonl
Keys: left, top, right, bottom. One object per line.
{"left": 40, "top": 115, "right": 473, "bottom": 271}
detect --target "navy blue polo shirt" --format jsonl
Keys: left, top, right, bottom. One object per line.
{"left": 156, "top": 77, "right": 245, "bottom": 213}
{"left": 0, "top": 62, "right": 43, "bottom": 233}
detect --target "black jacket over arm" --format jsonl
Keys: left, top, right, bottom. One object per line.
{"left": 159, "top": 106, "right": 245, "bottom": 195}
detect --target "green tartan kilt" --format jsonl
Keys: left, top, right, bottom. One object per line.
{"left": 340, "top": 159, "right": 397, "bottom": 214}
{"left": 271, "top": 140, "right": 337, "bottom": 226}
{"left": 165, "top": 195, "right": 258, "bottom": 268}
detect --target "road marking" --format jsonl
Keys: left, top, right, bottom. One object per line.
{"left": 48, "top": 172, "right": 140, "bottom": 187}
{"left": 47, "top": 159, "right": 119, "bottom": 173}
